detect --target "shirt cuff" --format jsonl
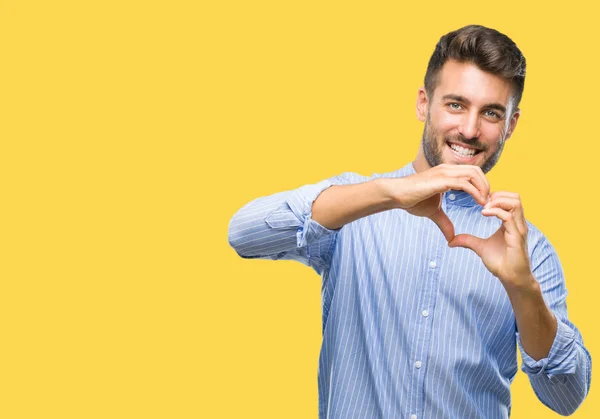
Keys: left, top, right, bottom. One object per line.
{"left": 265, "top": 178, "right": 340, "bottom": 248}
{"left": 517, "top": 317, "right": 578, "bottom": 383}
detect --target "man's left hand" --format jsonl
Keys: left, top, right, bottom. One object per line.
{"left": 448, "top": 191, "right": 533, "bottom": 289}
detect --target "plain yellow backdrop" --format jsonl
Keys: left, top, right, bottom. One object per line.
{"left": 1, "top": 0, "right": 597, "bottom": 418}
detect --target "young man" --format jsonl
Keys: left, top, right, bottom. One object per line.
{"left": 228, "top": 25, "right": 591, "bottom": 418}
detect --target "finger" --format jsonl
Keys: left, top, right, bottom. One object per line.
{"left": 489, "top": 191, "right": 521, "bottom": 208}
{"left": 481, "top": 206, "right": 521, "bottom": 238}
{"left": 443, "top": 166, "right": 490, "bottom": 204}
{"left": 484, "top": 197, "right": 526, "bottom": 235}
{"left": 448, "top": 233, "right": 485, "bottom": 257}
{"left": 430, "top": 208, "right": 455, "bottom": 242}
{"left": 445, "top": 177, "right": 488, "bottom": 206}
{"left": 469, "top": 165, "right": 490, "bottom": 201}
{"left": 490, "top": 191, "right": 520, "bottom": 200}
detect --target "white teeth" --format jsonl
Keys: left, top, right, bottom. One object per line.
{"left": 449, "top": 143, "right": 476, "bottom": 158}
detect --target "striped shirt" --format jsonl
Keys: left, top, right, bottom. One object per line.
{"left": 228, "top": 162, "right": 591, "bottom": 418}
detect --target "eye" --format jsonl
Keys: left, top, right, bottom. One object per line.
{"left": 484, "top": 110, "right": 503, "bottom": 120}
{"left": 448, "top": 103, "right": 462, "bottom": 110}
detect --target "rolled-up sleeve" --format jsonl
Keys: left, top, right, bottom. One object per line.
{"left": 228, "top": 172, "right": 365, "bottom": 274}
{"left": 517, "top": 232, "right": 592, "bottom": 415}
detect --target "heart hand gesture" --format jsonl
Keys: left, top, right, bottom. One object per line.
{"left": 390, "top": 163, "right": 490, "bottom": 241}
{"left": 448, "top": 192, "right": 532, "bottom": 287}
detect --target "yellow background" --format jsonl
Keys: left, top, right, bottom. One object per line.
{"left": 1, "top": 0, "right": 597, "bottom": 417}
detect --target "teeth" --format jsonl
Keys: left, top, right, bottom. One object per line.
{"left": 449, "top": 143, "right": 476, "bottom": 157}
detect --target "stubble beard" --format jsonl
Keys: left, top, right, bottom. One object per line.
{"left": 421, "top": 114, "right": 506, "bottom": 174}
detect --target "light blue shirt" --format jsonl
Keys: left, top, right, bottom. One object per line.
{"left": 228, "top": 162, "right": 591, "bottom": 418}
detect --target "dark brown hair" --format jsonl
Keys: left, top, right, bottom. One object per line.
{"left": 424, "top": 25, "right": 526, "bottom": 109}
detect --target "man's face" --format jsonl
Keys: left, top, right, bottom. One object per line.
{"left": 417, "top": 60, "right": 520, "bottom": 174}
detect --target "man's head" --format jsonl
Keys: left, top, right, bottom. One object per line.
{"left": 415, "top": 25, "right": 526, "bottom": 173}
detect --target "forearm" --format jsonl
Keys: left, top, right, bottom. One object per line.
{"left": 508, "top": 236, "right": 591, "bottom": 414}
{"left": 312, "top": 178, "right": 399, "bottom": 230}
{"left": 229, "top": 173, "right": 366, "bottom": 260}
{"left": 506, "top": 276, "right": 557, "bottom": 360}
{"left": 514, "top": 288, "right": 592, "bottom": 416}
{"left": 509, "top": 276, "right": 591, "bottom": 415}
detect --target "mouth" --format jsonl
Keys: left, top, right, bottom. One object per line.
{"left": 446, "top": 141, "right": 483, "bottom": 162}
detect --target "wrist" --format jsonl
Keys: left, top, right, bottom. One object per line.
{"left": 503, "top": 272, "right": 539, "bottom": 300}
{"left": 375, "top": 178, "right": 404, "bottom": 210}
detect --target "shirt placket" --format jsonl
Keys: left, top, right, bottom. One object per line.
{"left": 408, "top": 196, "right": 448, "bottom": 419}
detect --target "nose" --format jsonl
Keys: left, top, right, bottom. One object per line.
{"left": 457, "top": 112, "right": 481, "bottom": 140}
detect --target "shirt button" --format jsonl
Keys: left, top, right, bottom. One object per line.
{"left": 410, "top": 415, "right": 417, "bottom": 419}
{"left": 448, "top": 193, "right": 456, "bottom": 201}
{"left": 415, "top": 361, "right": 422, "bottom": 369}
{"left": 429, "top": 260, "right": 437, "bottom": 268}
{"left": 422, "top": 309, "right": 429, "bottom": 318}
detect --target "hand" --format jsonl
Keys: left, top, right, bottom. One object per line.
{"left": 389, "top": 164, "right": 490, "bottom": 241}
{"left": 448, "top": 191, "right": 533, "bottom": 289}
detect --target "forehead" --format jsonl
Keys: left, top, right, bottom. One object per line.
{"left": 433, "top": 60, "right": 513, "bottom": 107}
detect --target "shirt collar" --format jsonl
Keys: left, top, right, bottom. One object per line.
{"left": 395, "top": 162, "right": 480, "bottom": 208}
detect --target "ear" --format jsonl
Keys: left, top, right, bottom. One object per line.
{"left": 505, "top": 108, "right": 520, "bottom": 141}
{"left": 416, "top": 87, "right": 429, "bottom": 122}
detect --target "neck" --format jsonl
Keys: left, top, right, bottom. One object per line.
{"left": 412, "top": 144, "right": 431, "bottom": 173}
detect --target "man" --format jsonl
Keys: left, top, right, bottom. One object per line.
{"left": 227, "top": 25, "right": 591, "bottom": 418}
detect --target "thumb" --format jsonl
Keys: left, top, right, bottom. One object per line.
{"left": 449, "top": 234, "right": 484, "bottom": 256}
{"left": 429, "top": 208, "right": 455, "bottom": 242}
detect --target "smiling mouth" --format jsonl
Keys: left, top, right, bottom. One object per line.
{"left": 446, "top": 141, "right": 482, "bottom": 159}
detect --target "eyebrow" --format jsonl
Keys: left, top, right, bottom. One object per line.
{"left": 441, "top": 94, "right": 507, "bottom": 113}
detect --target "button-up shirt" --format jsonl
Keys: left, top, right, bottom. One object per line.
{"left": 228, "top": 162, "right": 591, "bottom": 418}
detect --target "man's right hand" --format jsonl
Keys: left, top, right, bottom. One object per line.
{"left": 386, "top": 164, "right": 490, "bottom": 242}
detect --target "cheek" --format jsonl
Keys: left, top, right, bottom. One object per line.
{"left": 432, "top": 112, "right": 460, "bottom": 134}
{"left": 481, "top": 125, "right": 506, "bottom": 145}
